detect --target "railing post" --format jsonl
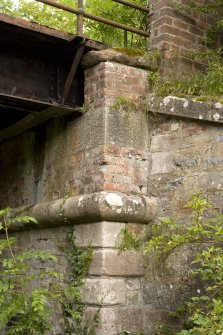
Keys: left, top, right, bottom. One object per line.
{"left": 77, "top": 0, "right": 84, "bottom": 35}
{"left": 124, "top": 30, "right": 128, "bottom": 47}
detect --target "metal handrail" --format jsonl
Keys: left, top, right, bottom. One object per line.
{"left": 34, "top": 0, "right": 150, "bottom": 41}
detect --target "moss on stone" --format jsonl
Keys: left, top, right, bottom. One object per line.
{"left": 113, "top": 47, "right": 145, "bottom": 57}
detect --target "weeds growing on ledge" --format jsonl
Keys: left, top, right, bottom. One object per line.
{"left": 148, "top": 49, "right": 223, "bottom": 103}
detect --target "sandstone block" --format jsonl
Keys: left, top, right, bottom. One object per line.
{"left": 85, "top": 306, "right": 144, "bottom": 335}
{"left": 143, "top": 307, "right": 178, "bottom": 333}
{"left": 151, "top": 152, "right": 174, "bottom": 174}
{"left": 83, "top": 278, "right": 125, "bottom": 305}
{"left": 126, "top": 278, "right": 141, "bottom": 291}
{"left": 81, "top": 49, "right": 159, "bottom": 70}
{"left": 89, "top": 249, "right": 144, "bottom": 276}
{"left": 74, "top": 221, "right": 125, "bottom": 247}
{"left": 126, "top": 290, "right": 143, "bottom": 306}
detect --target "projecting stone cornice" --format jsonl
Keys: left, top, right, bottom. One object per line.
{"left": 81, "top": 49, "right": 159, "bottom": 70}
{"left": 147, "top": 93, "right": 223, "bottom": 124}
{"left": 11, "top": 192, "right": 157, "bottom": 230}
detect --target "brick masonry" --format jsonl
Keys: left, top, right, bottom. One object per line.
{"left": 148, "top": 0, "right": 216, "bottom": 74}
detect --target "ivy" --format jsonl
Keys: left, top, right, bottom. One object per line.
{"left": 0, "top": 206, "right": 97, "bottom": 335}
{"left": 0, "top": 207, "right": 60, "bottom": 334}
{"left": 58, "top": 194, "right": 98, "bottom": 335}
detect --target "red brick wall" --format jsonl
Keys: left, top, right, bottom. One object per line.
{"left": 148, "top": 0, "right": 216, "bottom": 74}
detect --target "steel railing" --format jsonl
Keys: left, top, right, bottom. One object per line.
{"left": 34, "top": 0, "right": 150, "bottom": 44}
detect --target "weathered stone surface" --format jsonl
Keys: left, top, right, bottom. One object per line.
{"left": 126, "top": 290, "right": 143, "bottom": 306}
{"left": 2, "top": 18, "right": 223, "bottom": 335}
{"left": 89, "top": 249, "right": 144, "bottom": 276}
{"left": 147, "top": 94, "right": 223, "bottom": 124}
{"left": 85, "top": 306, "right": 144, "bottom": 335}
{"left": 0, "top": 60, "right": 149, "bottom": 209}
{"left": 83, "top": 278, "right": 125, "bottom": 306}
{"left": 126, "top": 278, "right": 141, "bottom": 291}
{"left": 14, "top": 192, "right": 157, "bottom": 229}
{"left": 143, "top": 307, "right": 179, "bottom": 333}
{"left": 82, "top": 49, "right": 159, "bottom": 70}
{"left": 151, "top": 152, "right": 174, "bottom": 174}
{"left": 74, "top": 221, "right": 125, "bottom": 247}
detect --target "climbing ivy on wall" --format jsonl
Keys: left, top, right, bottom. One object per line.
{"left": 0, "top": 208, "right": 61, "bottom": 334}
{"left": 0, "top": 207, "right": 96, "bottom": 335}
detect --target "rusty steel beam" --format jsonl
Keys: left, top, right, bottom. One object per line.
{"left": 34, "top": 0, "right": 150, "bottom": 38}
{"left": 112, "top": 0, "right": 150, "bottom": 13}
{"left": 63, "top": 41, "right": 85, "bottom": 104}
{"left": 0, "top": 106, "right": 82, "bottom": 142}
{"left": 0, "top": 29, "right": 85, "bottom": 114}
{"left": 0, "top": 14, "right": 106, "bottom": 133}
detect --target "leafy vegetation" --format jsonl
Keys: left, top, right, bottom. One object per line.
{"left": 146, "top": 1, "right": 223, "bottom": 101}
{"left": 0, "top": 207, "right": 61, "bottom": 334}
{"left": 0, "top": 207, "right": 96, "bottom": 335}
{"left": 64, "top": 228, "right": 98, "bottom": 335}
{"left": 0, "top": 0, "right": 148, "bottom": 48}
{"left": 119, "top": 194, "right": 223, "bottom": 335}
{"left": 148, "top": 49, "right": 223, "bottom": 101}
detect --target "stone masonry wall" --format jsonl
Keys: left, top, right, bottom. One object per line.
{"left": 141, "top": 94, "right": 223, "bottom": 332}
{"left": 147, "top": 94, "right": 223, "bottom": 219}
{"left": 1, "top": 36, "right": 223, "bottom": 335}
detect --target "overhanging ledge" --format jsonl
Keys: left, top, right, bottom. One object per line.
{"left": 147, "top": 93, "right": 223, "bottom": 124}
{"left": 12, "top": 192, "right": 158, "bottom": 230}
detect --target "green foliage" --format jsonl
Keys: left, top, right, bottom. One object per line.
{"left": 63, "top": 226, "right": 98, "bottom": 335}
{"left": 85, "top": 0, "right": 147, "bottom": 48}
{"left": 112, "top": 96, "right": 153, "bottom": 114}
{"left": 0, "top": 206, "right": 95, "bottom": 335}
{"left": 149, "top": 49, "right": 223, "bottom": 99}
{"left": 0, "top": 207, "right": 60, "bottom": 334}
{"left": 113, "top": 47, "right": 146, "bottom": 57}
{"left": 0, "top": 0, "right": 76, "bottom": 32}
{"left": 112, "top": 96, "right": 135, "bottom": 112}
{"left": 118, "top": 227, "right": 142, "bottom": 252}
{"left": 0, "top": 0, "right": 148, "bottom": 48}
{"left": 119, "top": 194, "right": 223, "bottom": 334}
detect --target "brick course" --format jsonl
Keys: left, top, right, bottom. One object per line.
{"left": 149, "top": 0, "right": 216, "bottom": 74}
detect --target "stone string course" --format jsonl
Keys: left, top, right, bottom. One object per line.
{"left": 147, "top": 94, "right": 223, "bottom": 124}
